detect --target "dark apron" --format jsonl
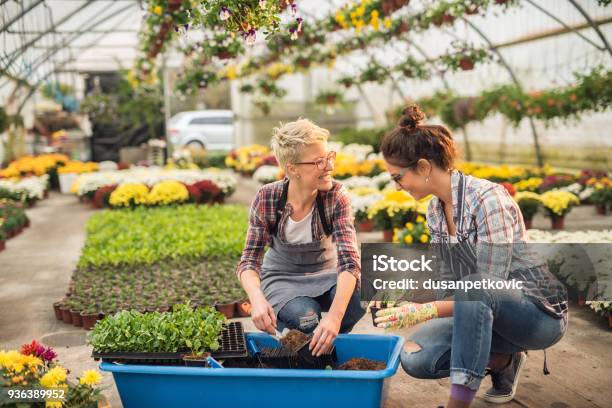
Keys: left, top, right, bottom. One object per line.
{"left": 260, "top": 180, "right": 338, "bottom": 314}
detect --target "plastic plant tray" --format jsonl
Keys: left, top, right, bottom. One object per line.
{"left": 92, "top": 321, "right": 247, "bottom": 364}
{"left": 100, "top": 332, "right": 404, "bottom": 408}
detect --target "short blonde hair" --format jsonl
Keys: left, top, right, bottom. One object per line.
{"left": 270, "top": 118, "right": 329, "bottom": 169}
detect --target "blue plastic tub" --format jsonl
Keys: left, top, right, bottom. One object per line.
{"left": 100, "top": 333, "right": 404, "bottom": 408}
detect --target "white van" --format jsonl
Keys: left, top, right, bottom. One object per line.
{"left": 167, "top": 110, "right": 234, "bottom": 151}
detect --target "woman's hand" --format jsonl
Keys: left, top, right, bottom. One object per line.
{"left": 374, "top": 302, "right": 438, "bottom": 329}
{"left": 250, "top": 291, "right": 277, "bottom": 335}
{"left": 310, "top": 313, "right": 341, "bottom": 357}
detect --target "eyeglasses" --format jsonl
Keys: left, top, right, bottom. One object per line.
{"left": 294, "top": 151, "right": 337, "bottom": 170}
{"left": 391, "top": 168, "right": 409, "bottom": 185}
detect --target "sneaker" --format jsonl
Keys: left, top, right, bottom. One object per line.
{"left": 483, "top": 352, "right": 527, "bottom": 404}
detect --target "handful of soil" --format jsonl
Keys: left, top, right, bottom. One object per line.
{"left": 336, "top": 358, "right": 386, "bottom": 371}
{"left": 279, "top": 329, "right": 310, "bottom": 351}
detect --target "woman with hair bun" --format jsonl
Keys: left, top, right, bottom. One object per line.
{"left": 374, "top": 105, "right": 568, "bottom": 407}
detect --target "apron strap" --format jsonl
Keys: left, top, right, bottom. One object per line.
{"left": 455, "top": 171, "right": 467, "bottom": 232}
{"left": 270, "top": 179, "right": 333, "bottom": 237}
{"left": 316, "top": 192, "right": 333, "bottom": 236}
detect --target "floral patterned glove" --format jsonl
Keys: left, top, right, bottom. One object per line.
{"left": 374, "top": 302, "right": 438, "bottom": 329}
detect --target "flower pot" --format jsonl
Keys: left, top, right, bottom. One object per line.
{"left": 44, "top": 190, "right": 49, "bottom": 199}
{"left": 71, "top": 310, "right": 83, "bottom": 327}
{"left": 81, "top": 312, "right": 100, "bottom": 330}
{"left": 60, "top": 306, "right": 73, "bottom": 324}
{"left": 24, "top": 219, "right": 30, "bottom": 228}
{"left": 596, "top": 205, "right": 607, "bottom": 215}
{"left": 0, "top": 240, "right": 5, "bottom": 251}
{"left": 383, "top": 230, "right": 394, "bottom": 242}
{"left": 524, "top": 218, "right": 533, "bottom": 230}
{"left": 53, "top": 302, "right": 63, "bottom": 320}
{"left": 235, "top": 301, "right": 251, "bottom": 317}
{"left": 215, "top": 303, "right": 235, "bottom": 319}
{"left": 578, "top": 296, "right": 586, "bottom": 306}
{"left": 551, "top": 216, "right": 565, "bottom": 230}
{"left": 459, "top": 57, "right": 474, "bottom": 71}
{"left": 370, "top": 307, "right": 381, "bottom": 326}
{"left": 357, "top": 219, "right": 375, "bottom": 232}
{"left": 608, "top": 313, "right": 612, "bottom": 329}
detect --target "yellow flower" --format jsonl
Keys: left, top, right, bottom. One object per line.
{"left": 80, "top": 369, "right": 103, "bottom": 386}
{"left": 153, "top": 5, "right": 162, "bottom": 15}
{"left": 40, "top": 366, "right": 67, "bottom": 388}
{"left": 419, "top": 234, "right": 429, "bottom": 244}
{"left": 147, "top": 180, "right": 189, "bottom": 206}
{"left": 46, "top": 402, "right": 63, "bottom": 408}
{"left": 405, "top": 222, "right": 414, "bottom": 230}
{"left": 404, "top": 235, "right": 413, "bottom": 244}
{"left": 416, "top": 215, "right": 425, "bottom": 223}
{"left": 539, "top": 191, "right": 579, "bottom": 216}
{"left": 109, "top": 183, "right": 150, "bottom": 207}
{"left": 383, "top": 17, "right": 392, "bottom": 29}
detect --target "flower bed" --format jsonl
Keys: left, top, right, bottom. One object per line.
{"left": 71, "top": 168, "right": 237, "bottom": 208}
{"left": 54, "top": 204, "right": 248, "bottom": 326}
{"left": 0, "top": 175, "right": 48, "bottom": 206}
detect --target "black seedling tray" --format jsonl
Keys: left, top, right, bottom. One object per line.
{"left": 92, "top": 322, "right": 247, "bottom": 364}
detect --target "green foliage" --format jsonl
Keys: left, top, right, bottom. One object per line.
{"left": 88, "top": 303, "right": 226, "bottom": 355}
{"left": 333, "top": 127, "right": 389, "bottom": 153}
{"left": 78, "top": 204, "right": 248, "bottom": 268}
{"left": 80, "top": 72, "right": 164, "bottom": 140}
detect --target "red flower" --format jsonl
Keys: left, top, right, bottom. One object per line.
{"left": 20, "top": 340, "right": 57, "bottom": 363}
{"left": 499, "top": 182, "right": 516, "bottom": 196}
{"left": 93, "top": 185, "right": 118, "bottom": 209}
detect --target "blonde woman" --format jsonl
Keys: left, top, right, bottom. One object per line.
{"left": 236, "top": 119, "right": 365, "bottom": 356}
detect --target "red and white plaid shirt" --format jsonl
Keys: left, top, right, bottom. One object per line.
{"left": 236, "top": 179, "right": 361, "bottom": 283}
{"left": 428, "top": 170, "right": 568, "bottom": 319}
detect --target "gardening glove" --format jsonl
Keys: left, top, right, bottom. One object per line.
{"left": 374, "top": 302, "right": 438, "bottom": 329}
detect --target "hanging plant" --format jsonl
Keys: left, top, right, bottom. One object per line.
{"left": 337, "top": 76, "right": 356, "bottom": 89}
{"left": 315, "top": 89, "right": 345, "bottom": 107}
{"left": 201, "top": 32, "right": 244, "bottom": 60}
{"left": 256, "top": 78, "right": 287, "bottom": 98}
{"left": 239, "top": 84, "right": 255, "bottom": 94}
{"left": 440, "top": 43, "right": 493, "bottom": 72}
{"left": 360, "top": 61, "right": 389, "bottom": 84}
{"left": 395, "top": 56, "right": 430, "bottom": 79}
{"left": 193, "top": 0, "right": 302, "bottom": 44}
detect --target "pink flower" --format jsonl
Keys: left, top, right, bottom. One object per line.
{"left": 219, "top": 7, "right": 231, "bottom": 21}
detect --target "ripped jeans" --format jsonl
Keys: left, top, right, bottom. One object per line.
{"left": 400, "top": 274, "right": 567, "bottom": 391}
{"left": 277, "top": 285, "right": 366, "bottom": 334}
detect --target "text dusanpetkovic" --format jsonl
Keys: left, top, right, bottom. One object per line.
{"left": 372, "top": 278, "right": 524, "bottom": 292}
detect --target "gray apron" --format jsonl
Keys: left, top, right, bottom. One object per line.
{"left": 260, "top": 179, "right": 338, "bottom": 314}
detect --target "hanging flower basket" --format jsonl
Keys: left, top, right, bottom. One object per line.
{"left": 459, "top": 57, "right": 475, "bottom": 71}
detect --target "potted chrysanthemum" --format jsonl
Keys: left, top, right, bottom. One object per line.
{"left": 514, "top": 191, "right": 541, "bottom": 229}
{"left": 539, "top": 190, "right": 580, "bottom": 229}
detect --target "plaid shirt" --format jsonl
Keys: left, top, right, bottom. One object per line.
{"left": 236, "top": 179, "right": 361, "bottom": 283}
{"left": 428, "top": 170, "right": 568, "bottom": 319}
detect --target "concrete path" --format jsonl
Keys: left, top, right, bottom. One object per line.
{"left": 0, "top": 179, "right": 610, "bottom": 408}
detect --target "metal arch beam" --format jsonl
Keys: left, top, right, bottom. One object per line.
{"left": 0, "top": 0, "right": 45, "bottom": 33}
{"left": 2, "top": 0, "right": 96, "bottom": 70}
{"left": 567, "top": 0, "right": 612, "bottom": 57}
{"left": 16, "top": 8, "right": 134, "bottom": 113}
{"left": 525, "top": 0, "right": 606, "bottom": 52}
{"left": 459, "top": 17, "right": 544, "bottom": 167}
{"left": 5, "top": 2, "right": 136, "bottom": 79}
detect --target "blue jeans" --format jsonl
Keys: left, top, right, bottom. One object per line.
{"left": 277, "top": 285, "right": 366, "bottom": 334}
{"left": 401, "top": 274, "right": 567, "bottom": 391}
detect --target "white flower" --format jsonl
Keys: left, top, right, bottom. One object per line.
{"left": 253, "top": 165, "right": 281, "bottom": 184}
{"left": 0, "top": 175, "right": 47, "bottom": 200}
{"left": 259, "top": 0, "right": 266, "bottom": 8}
{"left": 219, "top": 7, "right": 231, "bottom": 21}
{"left": 340, "top": 176, "right": 376, "bottom": 190}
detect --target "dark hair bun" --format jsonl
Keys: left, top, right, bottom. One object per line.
{"left": 399, "top": 104, "right": 426, "bottom": 129}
